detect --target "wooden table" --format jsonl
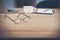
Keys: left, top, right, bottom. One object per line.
{"left": 0, "top": 8, "right": 60, "bottom": 38}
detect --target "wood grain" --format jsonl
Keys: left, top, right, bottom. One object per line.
{"left": 0, "top": 8, "right": 60, "bottom": 38}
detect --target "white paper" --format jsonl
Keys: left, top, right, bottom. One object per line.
{"left": 36, "top": 9, "right": 54, "bottom": 14}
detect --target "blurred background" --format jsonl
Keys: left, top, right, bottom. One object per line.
{"left": 0, "top": 0, "right": 60, "bottom": 10}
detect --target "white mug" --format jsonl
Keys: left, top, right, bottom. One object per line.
{"left": 23, "top": 6, "right": 36, "bottom": 13}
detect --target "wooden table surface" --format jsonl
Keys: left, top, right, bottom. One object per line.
{"left": 0, "top": 8, "right": 60, "bottom": 38}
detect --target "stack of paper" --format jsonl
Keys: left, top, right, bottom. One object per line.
{"left": 36, "top": 9, "right": 54, "bottom": 15}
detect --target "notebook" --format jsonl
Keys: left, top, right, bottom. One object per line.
{"left": 36, "top": 9, "right": 54, "bottom": 15}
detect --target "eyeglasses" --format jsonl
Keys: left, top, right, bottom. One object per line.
{"left": 4, "top": 13, "right": 31, "bottom": 24}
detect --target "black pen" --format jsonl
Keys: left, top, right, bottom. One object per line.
{"left": 43, "top": 9, "right": 49, "bottom": 12}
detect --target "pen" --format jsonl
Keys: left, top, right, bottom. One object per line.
{"left": 43, "top": 9, "right": 49, "bottom": 12}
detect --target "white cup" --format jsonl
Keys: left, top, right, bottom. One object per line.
{"left": 23, "top": 6, "right": 35, "bottom": 13}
